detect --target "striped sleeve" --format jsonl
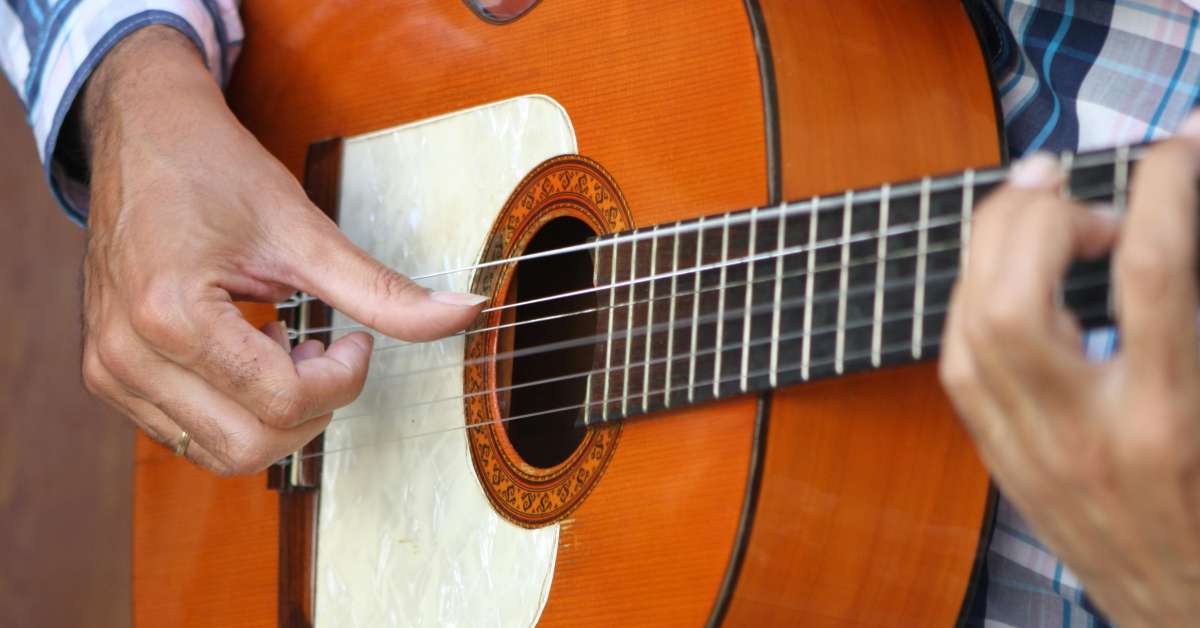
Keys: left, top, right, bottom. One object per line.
{"left": 0, "top": 0, "right": 242, "bottom": 225}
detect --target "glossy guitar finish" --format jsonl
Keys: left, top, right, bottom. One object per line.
{"left": 132, "top": 1, "right": 1001, "bottom": 625}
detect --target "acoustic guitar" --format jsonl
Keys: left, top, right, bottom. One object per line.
{"left": 130, "top": 1, "right": 1129, "bottom": 625}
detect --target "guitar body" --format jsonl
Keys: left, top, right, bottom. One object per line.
{"left": 132, "top": 1, "right": 1000, "bottom": 626}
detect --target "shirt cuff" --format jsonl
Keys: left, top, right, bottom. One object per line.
{"left": 27, "top": 0, "right": 238, "bottom": 226}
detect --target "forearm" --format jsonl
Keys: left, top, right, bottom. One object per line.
{"left": 82, "top": 25, "right": 227, "bottom": 168}
{"left": 0, "top": 1, "right": 244, "bottom": 223}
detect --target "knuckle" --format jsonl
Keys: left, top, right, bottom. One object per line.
{"left": 129, "top": 277, "right": 189, "bottom": 350}
{"left": 221, "top": 433, "right": 272, "bottom": 476}
{"left": 371, "top": 266, "right": 419, "bottom": 303}
{"left": 95, "top": 330, "right": 136, "bottom": 382}
{"left": 80, "top": 350, "right": 108, "bottom": 397}
{"left": 938, "top": 353, "right": 977, "bottom": 398}
{"left": 1117, "top": 244, "right": 1171, "bottom": 298}
{"left": 1118, "top": 404, "right": 1190, "bottom": 469}
{"left": 263, "top": 384, "right": 307, "bottom": 428}
{"left": 972, "top": 299, "right": 1031, "bottom": 346}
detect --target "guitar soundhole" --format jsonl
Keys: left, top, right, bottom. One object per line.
{"left": 465, "top": 154, "right": 627, "bottom": 526}
{"left": 498, "top": 217, "right": 595, "bottom": 469}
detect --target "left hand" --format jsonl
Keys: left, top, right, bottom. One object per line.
{"left": 940, "top": 123, "right": 1200, "bottom": 626}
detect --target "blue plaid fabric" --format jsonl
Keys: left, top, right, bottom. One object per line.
{"left": 2, "top": 1, "right": 1198, "bottom": 626}
{"left": 976, "top": 1, "right": 1200, "bottom": 626}
{"left": 0, "top": 0, "right": 241, "bottom": 225}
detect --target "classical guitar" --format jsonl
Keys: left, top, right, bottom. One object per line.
{"left": 130, "top": 1, "right": 1130, "bottom": 625}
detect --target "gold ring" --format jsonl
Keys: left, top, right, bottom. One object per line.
{"left": 173, "top": 431, "right": 192, "bottom": 457}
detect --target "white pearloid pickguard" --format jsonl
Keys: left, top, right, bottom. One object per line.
{"left": 315, "top": 96, "right": 576, "bottom": 627}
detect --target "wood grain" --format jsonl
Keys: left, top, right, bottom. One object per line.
{"left": 722, "top": 1, "right": 998, "bottom": 624}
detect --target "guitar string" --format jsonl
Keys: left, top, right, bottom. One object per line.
{"left": 334, "top": 268, "right": 955, "bottom": 422}
{"left": 277, "top": 144, "right": 1141, "bottom": 313}
{"left": 296, "top": 299, "right": 1112, "bottom": 462}
{"left": 353, "top": 261, "right": 962, "bottom": 389}
{"left": 291, "top": 210, "right": 966, "bottom": 341}
{"left": 343, "top": 239, "right": 962, "bottom": 361}
{"left": 288, "top": 178, "right": 1120, "bottom": 352}
{"left": 290, "top": 182, "right": 1118, "bottom": 383}
{"left": 330, "top": 268, "right": 1111, "bottom": 425}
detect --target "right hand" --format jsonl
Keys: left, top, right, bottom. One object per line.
{"left": 79, "top": 26, "right": 486, "bottom": 475}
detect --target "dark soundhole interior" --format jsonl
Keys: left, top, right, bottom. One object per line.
{"left": 499, "top": 217, "right": 597, "bottom": 469}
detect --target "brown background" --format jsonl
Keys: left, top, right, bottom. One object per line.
{"left": 0, "top": 83, "right": 132, "bottom": 625}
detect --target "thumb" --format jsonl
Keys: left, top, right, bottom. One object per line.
{"left": 287, "top": 226, "right": 487, "bottom": 341}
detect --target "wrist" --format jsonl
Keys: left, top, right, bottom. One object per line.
{"left": 81, "top": 25, "right": 225, "bottom": 159}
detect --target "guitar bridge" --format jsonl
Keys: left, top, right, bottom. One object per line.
{"left": 268, "top": 292, "right": 326, "bottom": 492}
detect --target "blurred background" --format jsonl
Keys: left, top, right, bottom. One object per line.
{"left": 0, "top": 84, "right": 131, "bottom": 625}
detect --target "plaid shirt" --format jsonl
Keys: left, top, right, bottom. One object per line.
{"left": 2, "top": 1, "right": 1197, "bottom": 626}
{"left": 978, "top": 1, "right": 1200, "bottom": 626}
{"left": 0, "top": 0, "right": 240, "bottom": 224}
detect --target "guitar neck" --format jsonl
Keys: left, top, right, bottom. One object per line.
{"left": 582, "top": 144, "right": 1142, "bottom": 425}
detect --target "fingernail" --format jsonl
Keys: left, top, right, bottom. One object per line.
{"left": 1177, "top": 109, "right": 1200, "bottom": 139}
{"left": 1008, "top": 152, "right": 1062, "bottom": 188}
{"left": 431, "top": 291, "right": 489, "bottom": 307}
{"left": 1089, "top": 202, "right": 1122, "bottom": 225}
{"left": 291, "top": 338, "right": 325, "bottom": 362}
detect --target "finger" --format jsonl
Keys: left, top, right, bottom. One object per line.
{"left": 97, "top": 320, "right": 331, "bottom": 470}
{"left": 940, "top": 282, "right": 1058, "bottom": 505}
{"left": 285, "top": 221, "right": 487, "bottom": 341}
{"left": 961, "top": 155, "right": 1100, "bottom": 382}
{"left": 138, "top": 357, "right": 331, "bottom": 475}
{"left": 136, "top": 297, "right": 372, "bottom": 429}
{"left": 1114, "top": 116, "right": 1200, "bottom": 384}
{"left": 122, "top": 394, "right": 229, "bottom": 473}
{"left": 82, "top": 353, "right": 228, "bottom": 472}
{"left": 962, "top": 153, "right": 1064, "bottom": 296}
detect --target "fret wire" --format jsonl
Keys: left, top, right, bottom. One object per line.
{"left": 871, "top": 184, "right": 890, "bottom": 368}
{"left": 688, "top": 216, "right": 705, "bottom": 403}
{"left": 603, "top": 237, "right": 619, "bottom": 422}
{"left": 1114, "top": 145, "right": 1130, "bottom": 214}
{"left": 622, "top": 228, "right": 639, "bottom": 417}
{"left": 802, "top": 195, "right": 819, "bottom": 381}
{"left": 769, "top": 202, "right": 786, "bottom": 388}
{"left": 961, "top": 168, "right": 974, "bottom": 271}
{"left": 1059, "top": 151, "right": 1074, "bottom": 199}
{"left": 642, "top": 226, "right": 660, "bottom": 412}
{"left": 714, "top": 214, "right": 732, "bottom": 397}
{"left": 583, "top": 239, "right": 602, "bottom": 426}
{"left": 740, "top": 207, "right": 758, "bottom": 392}
{"left": 665, "top": 221, "right": 681, "bottom": 408}
{"left": 913, "top": 177, "right": 931, "bottom": 359}
{"left": 836, "top": 190, "right": 853, "bottom": 375}
{"left": 1056, "top": 152, "right": 1074, "bottom": 309}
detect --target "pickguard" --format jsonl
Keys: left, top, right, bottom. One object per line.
{"left": 316, "top": 96, "right": 577, "bottom": 626}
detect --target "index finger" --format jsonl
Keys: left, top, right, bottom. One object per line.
{"left": 1114, "top": 126, "right": 1200, "bottom": 383}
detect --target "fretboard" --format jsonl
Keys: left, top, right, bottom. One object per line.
{"left": 581, "top": 144, "right": 1141, "bottom": 425}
